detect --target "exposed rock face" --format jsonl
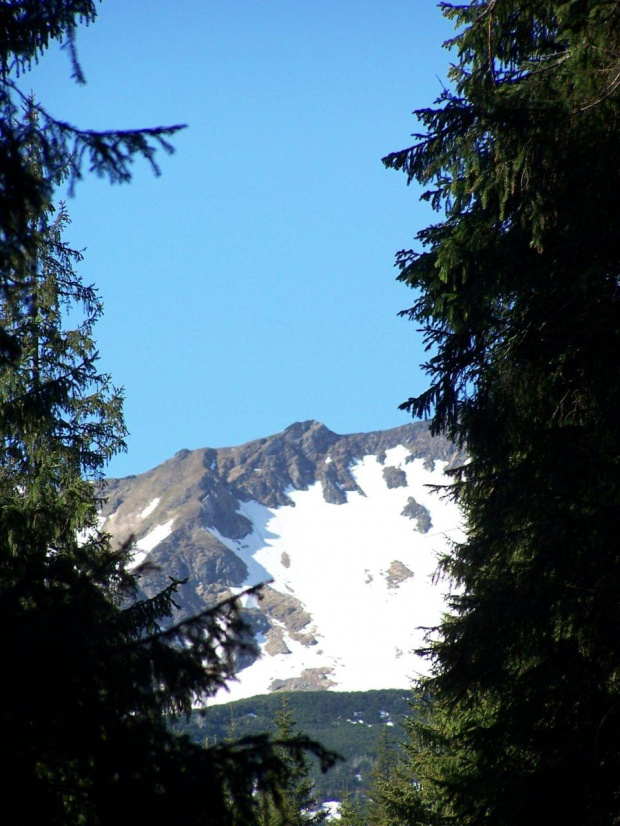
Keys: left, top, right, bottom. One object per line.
{"left": 257, "top": 586, "right": 317, "bottom": 646}
{"left": 100, "top": 420, "right": 465, "bottom": 701}
{"left": 384, "top": 560, "right": 415, "bottom": 588}
{"left": 401, "top": 497, "right": 433, "bottom": 534}
{"left": 270, "top": 668, "right": 337, "bottom": 692}
{"left": 382, "top": 466, "right": 408, "bottom": 489}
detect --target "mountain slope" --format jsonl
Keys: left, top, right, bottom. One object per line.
{"left": 100, "top": 421, "right": 464, "bottom": 702}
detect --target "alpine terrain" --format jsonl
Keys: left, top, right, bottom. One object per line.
{"left": 100, "top": 421, "right": 464, "bottom": 703}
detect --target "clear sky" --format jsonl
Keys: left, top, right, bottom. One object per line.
{"left": 27, "top": 1, "right": 456, "bottom": 477}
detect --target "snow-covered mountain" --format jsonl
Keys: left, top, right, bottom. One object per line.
{"left": 100, "top": 421, "right": 464, "bottom": 704}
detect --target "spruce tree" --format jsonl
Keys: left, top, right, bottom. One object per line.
{"left": 365, "top": 727, "right": 425, "bottom": 826}
{"left": 384, "top": 2, "right": 620, "bottom": 824}
{"left": 259, "top": 698, "right": 329, "bottom": 826}
{"left": 337, "top": 794, "right": 367, "bottom": 826}
{"left": 0, "top": 156, "right": 336, "bottom": 824}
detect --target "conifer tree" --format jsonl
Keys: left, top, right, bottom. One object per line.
{"left": 0, "top": 127, "right": 336, "bottom": 825}
{"left": 259, "top": 698, "right": 329, "bottom": 826}
{"left": 337, "top": 793, "right": 367, "bottom": 826}
{"left": 365, "top": 727, "right": 424, "bottom": 826}
{"left": 385, "top": 2, "right": 620, "bottom": 824}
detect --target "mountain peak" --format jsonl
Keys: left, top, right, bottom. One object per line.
{"left": 283, "top": 420, "right": 332, "bottom": 438}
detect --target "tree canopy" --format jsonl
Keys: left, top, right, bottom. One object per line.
{"left": 258, "top": 698, "right": 329, "bottom": 826}
{"left": 0, "top": 144, "right": 340, "bottom": 824}
{"left": 384, "top": 1, "right": 620, "bottom": 824}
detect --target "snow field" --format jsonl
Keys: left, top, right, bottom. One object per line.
{"left": 209, "top": 447, "right": 463, "bottom": 704}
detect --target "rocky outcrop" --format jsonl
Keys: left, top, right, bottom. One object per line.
{"left": 99, "top": 421, "right": 463, "bottom": 696}
{"left": 401, "top": 497, "right": 432, "bottom": 534}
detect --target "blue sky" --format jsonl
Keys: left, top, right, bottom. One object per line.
{"left": 27, "top": 1, "right": 455, "bottom": 477}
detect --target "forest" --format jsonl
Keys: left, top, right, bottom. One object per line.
{"left": 1, "top": 2, "right": 620, "bottom": 824}
{"left": 182, "top": 690, "right": 411, "bottom": 804}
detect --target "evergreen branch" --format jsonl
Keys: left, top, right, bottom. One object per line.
{"left": 127, "top": 582, "right": 267, "bottom": 648}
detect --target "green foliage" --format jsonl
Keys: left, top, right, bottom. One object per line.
{"left": 365, "top": 728, "right": 424, "bottom": 826}
{"left": 384, "top": 2, "right": 620, "bottom": 824}
{"left": 257, "top": 698, "right": 329, "bottom": 826}
{"left": 337, "top": 794, "right": 367, "bottom": 826}
{"left": 185, "top": 689, "right": 410, "bottom": 802}
{"left": 0, "top": 197, "right": 126, "bottom": 490}
{"left": 0, "top": 13, "right": 337, "bottom": 823}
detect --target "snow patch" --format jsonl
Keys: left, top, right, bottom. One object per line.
{"left": 77, "top": 515, "right": 106, "bottom": 547}
{"left": 383, "top": 444, "right": 411, "bottom": 467}
{"left": 129, "top": 519, "right": 174, "bottom": 569}
{"left": 322, "top": 801, "right": 341, "bottom": 820}
{"left": 206, "top": 447, "right": 463, "bottom": 705}
{"left": 139, "top": 497, "right": 160, "bottom": 519}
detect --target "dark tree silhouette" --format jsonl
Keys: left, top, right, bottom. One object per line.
{"left": 385, "top": 2, "right": 620, "bottom": 824}
{"left": 0, "top": 10, "right": 336, "bottom": 823}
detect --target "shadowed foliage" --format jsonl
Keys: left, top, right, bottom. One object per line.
{"left": 383, "top": 2, "right": 620, "bottom": 824}
{"left": 0, "top": 7, "right": 337, "bottom": 822}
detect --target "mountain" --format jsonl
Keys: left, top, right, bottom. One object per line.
{"left": 100, "top": 420, "right": 464, "bottom": 703}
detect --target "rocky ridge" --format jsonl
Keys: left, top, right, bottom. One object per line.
{"left": 100, "top": 421, "right": 464, "bottom": 699}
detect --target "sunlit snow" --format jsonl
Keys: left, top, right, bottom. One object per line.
{"left": 129, "top": 518, "right": 174, "bottom": 570}
{"left": 208, "top": 447, "right": 463, "bottom": 705}
{"left": 77, "top": 515, "right": 106, "bottom": 547}
{"left": 139, "top": 497, "right": 160, "bottom": 519}
{"left": 322, "top": 801, "right": 341, "bottom": 820}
